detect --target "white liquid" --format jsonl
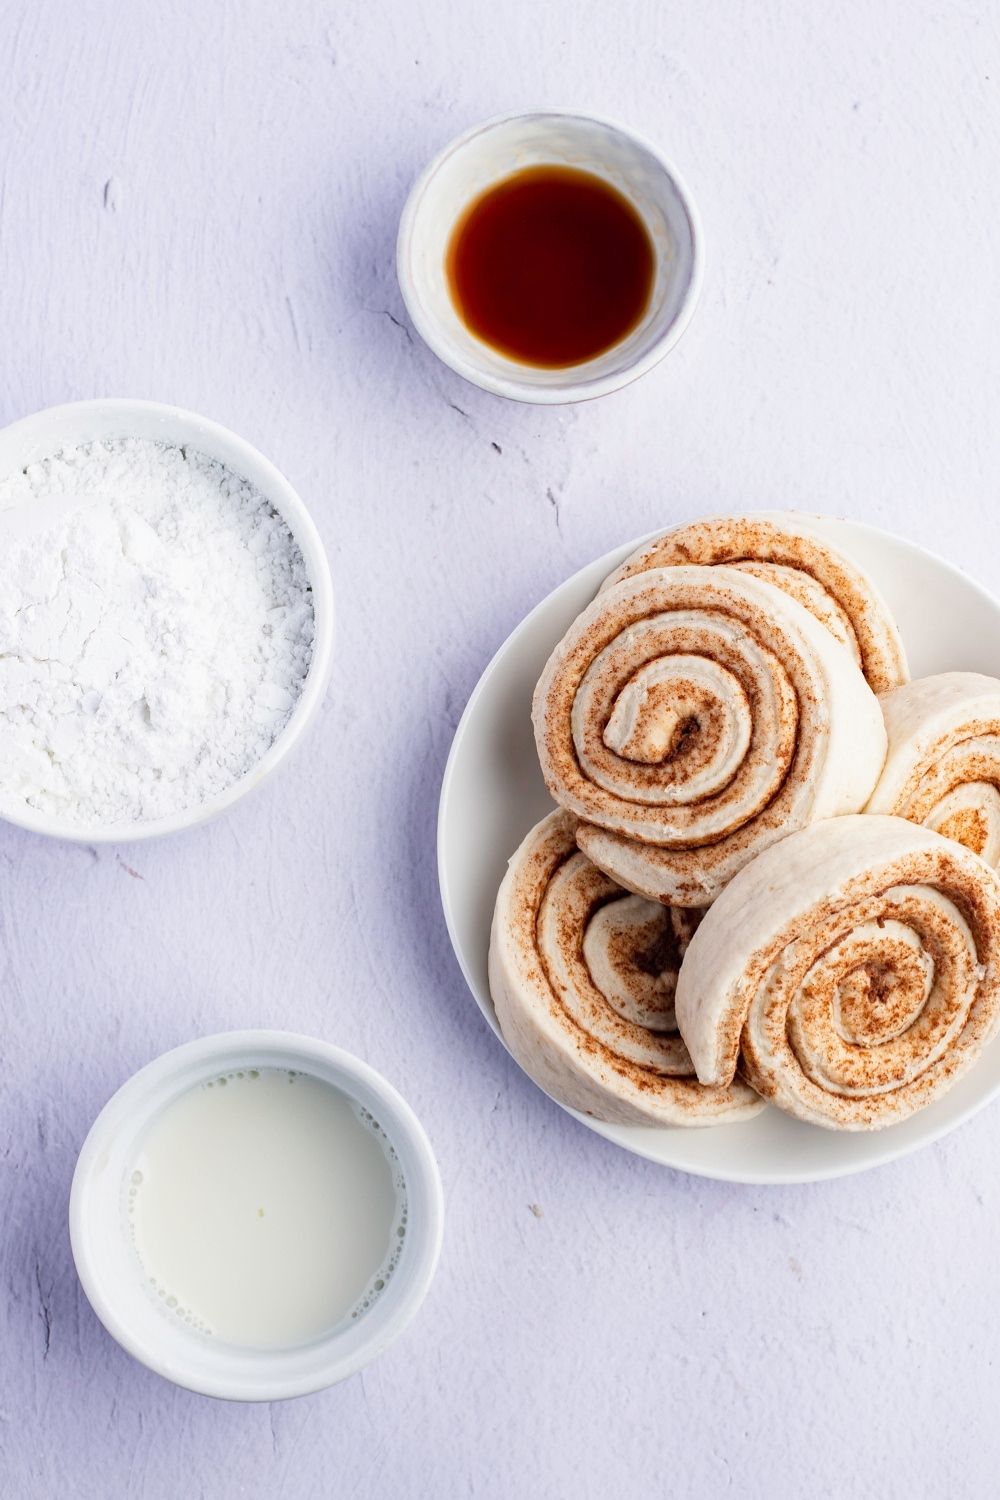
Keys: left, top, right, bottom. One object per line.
{"left": 126, "top": 1069, "right": 405, "bottom": 1349}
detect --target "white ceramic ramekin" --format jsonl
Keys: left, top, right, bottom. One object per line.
{"left": 70, "top": 1030, "right": 444, "bottom": 1401}
{"left": 397, "top": 109, "right": 703, "bottom": 404}
{"left": 0, "top": 399, "right": 335, "bottom": 843}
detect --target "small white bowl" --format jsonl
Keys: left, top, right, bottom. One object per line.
{"left": 397, "top": 109, "right": 703, "bottom": 404}
{"left": 70, "top": 1030, "right": 444, "bottom": 1401}
{"left": 0, "top": 399, "right": 335, "bottom": 843}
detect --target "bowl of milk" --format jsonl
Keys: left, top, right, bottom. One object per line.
{"left": 70, "top": 1031, "right": 443, "bottom": 1400}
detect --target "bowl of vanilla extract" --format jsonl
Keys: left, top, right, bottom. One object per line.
{"left": 397, "top": 109, "right": 703, "bottom": 404}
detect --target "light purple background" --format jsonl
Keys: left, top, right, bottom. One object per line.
{"left": 3, "top": 2, "right": 1000, "bottom": 1496}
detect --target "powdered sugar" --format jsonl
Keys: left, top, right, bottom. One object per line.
{"left": 0, "top": 438, "right": 315, "bottom": 826}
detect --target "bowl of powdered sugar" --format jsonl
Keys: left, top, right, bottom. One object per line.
{"left": 0, "top": 400, "right": 333, "bottom": 841}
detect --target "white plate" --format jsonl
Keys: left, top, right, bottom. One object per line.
{"left": 438, "top": 517, "right": 1000, "bottom": 1183}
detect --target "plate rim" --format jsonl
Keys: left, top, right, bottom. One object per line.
{"left": 438, "top": 513, "right": 1000, "bottom": 1184}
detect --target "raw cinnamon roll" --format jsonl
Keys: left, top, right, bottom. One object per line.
{"left": 675, "top": 815, "right": 1000, "bottom": 1130}
{"left": 601, "top": 513, "right": 908, "bottom": 693}
{"left": 488, "top": 810, "right": 762, "bottom": 1126}
{"left": 867, "top": 673, "right": 1000, "bottom": 868}
{"left": 534, "top": 563, "right": 887, "bottom": 906}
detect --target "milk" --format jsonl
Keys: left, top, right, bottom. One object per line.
{"left": 125, "top": 1068, "right": 406, "bottom": 1348}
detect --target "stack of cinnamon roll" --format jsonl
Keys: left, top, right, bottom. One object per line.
{"left": 489, "top": 514, "right": 1000, "bottom": 1131}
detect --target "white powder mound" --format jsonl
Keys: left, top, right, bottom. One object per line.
{"left": 0, "top": 438, "right": 315, "bottom": 826}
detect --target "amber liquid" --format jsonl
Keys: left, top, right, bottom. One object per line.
{"left": 446, "top": 165, "right": 656, "bottom": 369}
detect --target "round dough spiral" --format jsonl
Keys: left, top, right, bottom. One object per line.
{"left": 867, "top": 672, "right": 1000, "bottom": 868}
{"left": 600, "top": 512, "right": 908, "bottom": 693}
{"left": 488, "top": 810, "right": 762, "bottom": 1126}
{"left": 533, "top": 563, "right": 887, "bottom": 906}
{"left": 675, "top": 815, "right": 1000, "bottom": 1130}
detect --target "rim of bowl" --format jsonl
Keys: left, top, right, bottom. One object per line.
{"left": 0, "top": 399, "right": 335, "bottom": 843}
{"left": 396, "top": 107, "right": 705, "bottom": 405}
{"left": 69, "top": 1029, "right": 445, "bottom": 1400}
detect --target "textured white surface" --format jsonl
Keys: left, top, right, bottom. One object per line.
{"left": 3, "top": 1, "right": 1000, "bottom": 1495}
